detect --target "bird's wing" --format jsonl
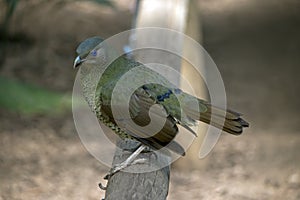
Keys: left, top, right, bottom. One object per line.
{"left": 141, "top": 82, "right": 248, "bottom": 135}
{"left": 100, "top": 85, "right": 185, "bottom": 156}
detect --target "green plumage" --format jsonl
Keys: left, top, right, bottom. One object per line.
{"left": 74, "top": 37, "right": 249, "bottom": 156}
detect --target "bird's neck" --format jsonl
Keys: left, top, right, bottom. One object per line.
{"left": 80, "top": 63, "right": 103, "bottom": 110}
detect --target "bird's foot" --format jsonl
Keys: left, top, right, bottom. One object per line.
{"left": 104, "top": 145, "right": 147, "bottom": 180}
{"left": 98, "top": 182, "right": 107, "bottom": 190}
{"left": 104, "top": 158, "right": 147, "bottom": 180}
{"left": 123, "top": 145, "right": 152, "bottom": 154}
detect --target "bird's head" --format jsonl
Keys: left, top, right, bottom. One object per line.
{"left": 73, "top": 36, "right": 105, "bottom": 68}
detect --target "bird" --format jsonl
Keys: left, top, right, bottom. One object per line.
{"left": 73, "top": 36, "right": 249, "bottom": 177}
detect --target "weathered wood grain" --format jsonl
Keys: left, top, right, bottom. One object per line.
{"left": 105, "top": 139, "right": 170, "bottom": 200}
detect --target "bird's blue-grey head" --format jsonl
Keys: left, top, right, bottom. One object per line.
{"left": 73, "top": 36, "right": 104, "bottom": 68}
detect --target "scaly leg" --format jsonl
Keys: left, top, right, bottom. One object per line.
{"left": 104, "top": 145, "right": 147, "bottom": 180}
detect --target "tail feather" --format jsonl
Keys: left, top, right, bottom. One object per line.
{"left": 184, "top": 100, "right": 249, "bottom": 135}
{"left": 203, "top": 102, "right": 242, "bottom": 120}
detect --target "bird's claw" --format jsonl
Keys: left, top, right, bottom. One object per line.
{"left": 131, "top": 158, "right": 148, "bottom": 165}
{"left": 103, "top": 158, "right": 148, "bottom": 180}
{"left": 98, "top": 182, "right": 107, "bottom": 190}
{"left": 103, "top": 163, "right": 123, "bottom": 180}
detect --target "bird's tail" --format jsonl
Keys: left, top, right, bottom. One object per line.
{"left": 184, "top": 99, "right": 249, "bottom": 135}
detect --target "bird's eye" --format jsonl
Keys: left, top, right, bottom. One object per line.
{"left": 91, "top": 50, "right": 97, "bottom": 57}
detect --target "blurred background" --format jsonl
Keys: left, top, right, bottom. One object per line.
{"left": 0, "top": 0, "right": 299, "bottom": 199}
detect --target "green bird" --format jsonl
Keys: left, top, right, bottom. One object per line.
{"left": 73, "top": 37, "right": 249, "bottom": 176}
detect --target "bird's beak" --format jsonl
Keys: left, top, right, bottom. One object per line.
{"left": 73, "top": 56, "right": 82, "bottom": 68}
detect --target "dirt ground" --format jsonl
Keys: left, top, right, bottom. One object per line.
{"left": 1, "top": 0, "right": 300, "bottom": 200}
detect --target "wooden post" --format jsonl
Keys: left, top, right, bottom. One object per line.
{"left": 104, "top": 0, "right": 205, "bottom": 199}
{"left": 105, "top": 140, "right": 170, "bottom": 200}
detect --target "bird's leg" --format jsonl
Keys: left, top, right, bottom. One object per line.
{"left": 123, "top": 145, "right": 152, "bottom": 154}
{"left": 104, "top": 145, "right": 147, "bottom": 180}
